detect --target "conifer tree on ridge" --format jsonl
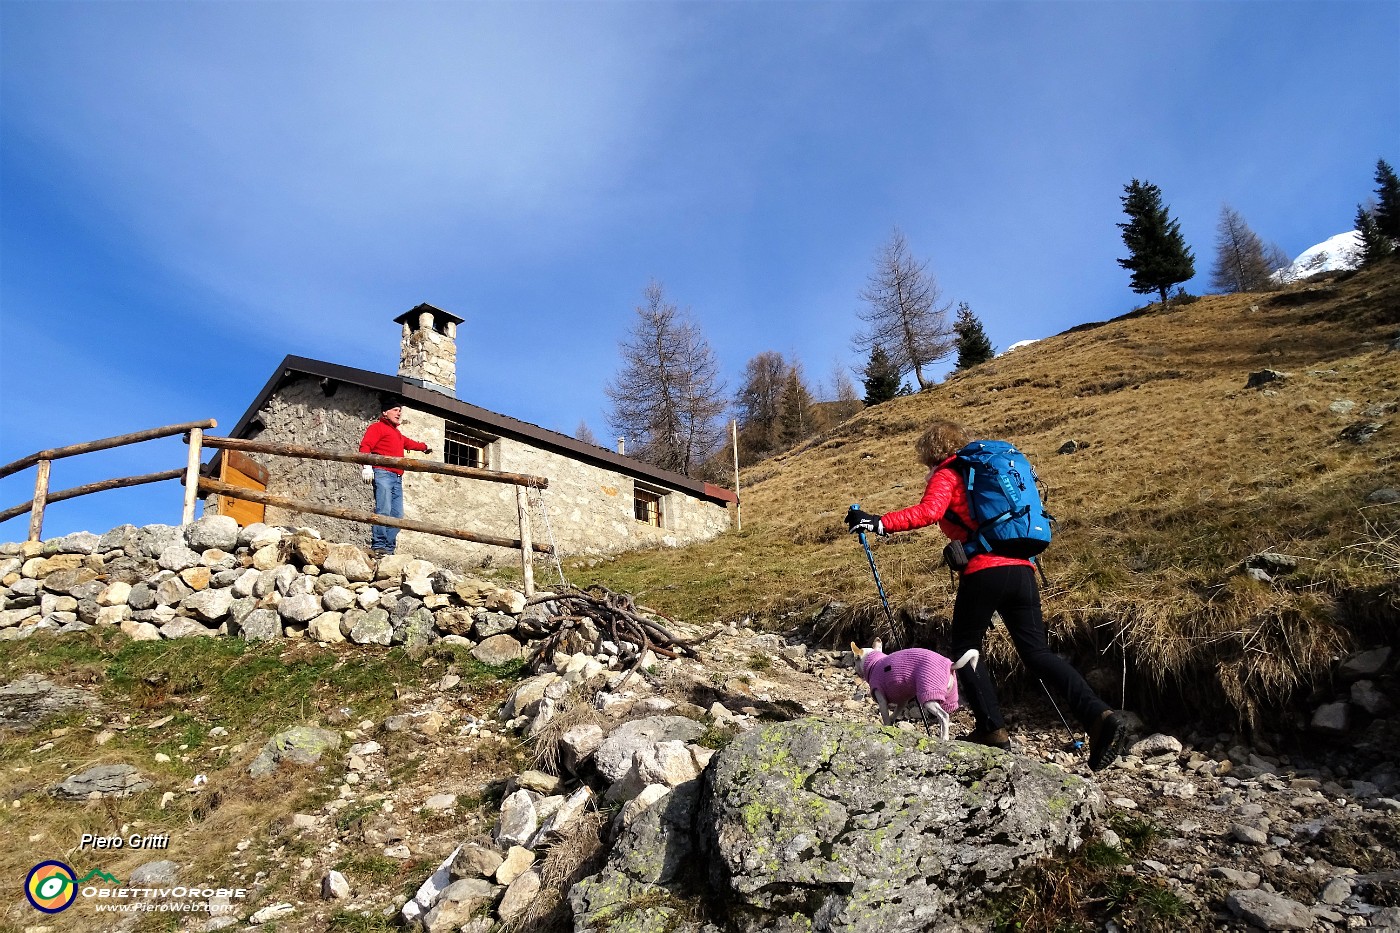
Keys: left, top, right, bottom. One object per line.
{"left": 952, "top": 302, "right": 995, "bottom": 371}
{"left": 1117, "top": 179, "right": 1196, "bottom": 305}
{"left": 862, "top": 346, "right": 901, "bottom": 406}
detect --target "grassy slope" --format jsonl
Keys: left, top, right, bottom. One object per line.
{"left": 573, "top": 261, "right": 1400, "bottom": 729}
{"left": 0, "top": 635, "right": 524, "bottom": 933}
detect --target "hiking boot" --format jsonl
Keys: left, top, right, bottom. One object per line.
{"left": 967, "top": 727, "right": 1011, "bottom": 750}
{"left": 1089, "top": 710, "right": 1127, "bottom": 771}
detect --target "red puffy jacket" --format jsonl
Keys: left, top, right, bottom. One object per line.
{"left": 879, "top": 456, "right": 1032, "bottom": 575}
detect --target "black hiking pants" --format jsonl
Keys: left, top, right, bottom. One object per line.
{"left": 947, "top": 565, "right": 1110, "bottom": 734}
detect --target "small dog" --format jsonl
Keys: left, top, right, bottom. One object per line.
{"left": 851, "top": 640, "right": 980, "bottom": 740}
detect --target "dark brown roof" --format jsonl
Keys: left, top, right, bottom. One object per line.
{"left": 226, "top": 355, "right": 736, "bottom": 506}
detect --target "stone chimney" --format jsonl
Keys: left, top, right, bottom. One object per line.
{"left": 394, "top": 303, "right": 464, "bottom": 396}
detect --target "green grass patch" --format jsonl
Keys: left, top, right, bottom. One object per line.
{"left": 985, "top": 816, "right": 1185, "bottom": 932}
{"left": 333, "top": 851, "right": 406, "bottom": 886}
{"left": 0, "top": 634, "right": 524, "bottom": 737}
{"left": 328, "top": 911, "right": 397, "bottom": 932}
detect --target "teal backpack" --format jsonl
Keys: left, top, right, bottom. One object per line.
{"left": 947, "top": 440, "right": 1054, "bottom": 560}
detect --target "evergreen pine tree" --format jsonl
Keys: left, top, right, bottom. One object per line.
{"left": 952, "top": 302, "right": 995, "bottom": 371}
{"left": 1373, "top": 158, "right": 1400, "bottom": 241}
{"left": 1117, "top": 179, "right": 1196, "bottom": 305}
{"left": 861, "top": 346, "right": 901, "bottom": 406}
{"left": 1355, "top": 204, "right": 1395, "bottom": 265}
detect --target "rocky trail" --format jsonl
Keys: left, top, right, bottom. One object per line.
{"left": 2, "top": 519, "right": 1398, "bottom": 932}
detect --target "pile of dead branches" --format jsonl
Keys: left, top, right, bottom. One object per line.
{"left": 520, "top": 584, "right": 708, "bottom": 679}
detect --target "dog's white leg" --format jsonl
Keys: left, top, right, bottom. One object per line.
{"left": 925, "top": 704, "right": 951, "bottom": 741}
{"left": 875, "top": 691, "right": 893, "bottom": 725}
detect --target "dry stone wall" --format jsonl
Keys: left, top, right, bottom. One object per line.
{"left": 0, "top": 517, "right": 594, "bottom": 665}
{"left": 215, "top": 375, "right": 731, "bottom": 568}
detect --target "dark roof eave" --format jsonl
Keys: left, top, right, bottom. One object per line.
{"left": 224, "top": 355, "right": 736, "bottom": 506}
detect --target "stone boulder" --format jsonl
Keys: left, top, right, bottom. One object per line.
{"left": 0, "top": 674, "right": 100, "bottom": 731}
{"left": 289, "top": 534, "right": 330, "bottom": 568}
{"left": 471, "top": 633, "right": 524, "bottom": 666}
{"left": 697, "top": 719, "right": 1102, "bottom": 933}
{"left": 185, "top": 515, "right": 240, "bottom": 552}
{"left": 1226, "top": 888, "right": 1316, "bottom": 930}
{"left": 250, "top": 726, "right": 342, "bottom": 778}
{"left": 51, "top": 764, "right": 153, "bottom": 800}
{"left": 347, "top": 609, "right": 393, "bottom": 646}
{"left": 570, "top": 774, "right": 705, "bottom": 931}
{"left": 234, "top": 608, "right": 282, "bottom": 642}
{"left": 593, "top": 715, "right": 706, "bottom": 784}
{"left": 323, "top": 543, "right": 374, "bottom": 583}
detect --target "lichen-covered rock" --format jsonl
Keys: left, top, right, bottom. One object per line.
{"left": 234, "top": 608, "right": 282, "bottom": 642}
{"left": 249, "top": 726, "right": 342, "bottom": 777}
{"left": 698, "top": 718, "right": 1103, "bottom": 933}
{"left": 348, "top": 608, "right": 393, "bottom": 645}
{"left": 570, "top": 777, "right": 703, "bottom": 932}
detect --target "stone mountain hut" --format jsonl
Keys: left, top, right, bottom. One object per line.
{"left": 209, "top": 303, "right": 736, "bottom": 568}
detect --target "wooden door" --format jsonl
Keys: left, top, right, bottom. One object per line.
{"left": 217, "top": 450, "right": 268, "bottom": 527}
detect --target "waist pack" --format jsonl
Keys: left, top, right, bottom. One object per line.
{"left": 947, "top": 440, "right": 1055, "bottom": 560}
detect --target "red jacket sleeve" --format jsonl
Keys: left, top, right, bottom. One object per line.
{"left": 880, "top": 467, "right": 961, "bottom": 534}
{"left": 403, "top": 436, "right": 428, "bottom": 453}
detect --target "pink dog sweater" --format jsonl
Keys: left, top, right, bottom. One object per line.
{"left": 862, "top": 648, "right": 959, "bottom": 713}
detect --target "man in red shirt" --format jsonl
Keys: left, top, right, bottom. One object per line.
{"left": 358, "top": 398, "right": 430, "bottom": 556}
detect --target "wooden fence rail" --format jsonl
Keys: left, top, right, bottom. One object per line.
{"left": 198, "top": 435, "right": 549, "bottom": 488}
{"left": 0, "top": 469, "right": 186, "bottom": 526}
{"left": 0, "top": 422, "right": 553, "bottom": 595}
{"left": 0, "top": 420, "right": 217, "bottom": 541}
{"left": 192, "top": 434, "right": 552, "bottom": 594}
{"left": 0, "top": 420, "right": 218, "bottom": 480}
{"left": 197, "top": 478, "right": 553, "bottom": 554}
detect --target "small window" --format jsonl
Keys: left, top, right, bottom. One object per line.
{"left": 444, "top": 424, "right": 492, "bottom": 469}
{"left": 634, "top": 486, "right": 664, "bottom": 527}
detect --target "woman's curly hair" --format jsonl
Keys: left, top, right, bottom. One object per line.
{"left": 913, "top": 420, "right": 970, "bottom": 468}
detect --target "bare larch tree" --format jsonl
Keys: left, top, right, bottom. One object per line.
{"left": 605, "top": 280, "right": 726, "bottom": 477}
{"left": 734, "top": 350, "right": 789, "bottom": 465}
{"left": 854, "top": 228, "right": 956, "bottom": 390}
{"left": 1210, "top": 204, "right": 1288, "bottom": 293}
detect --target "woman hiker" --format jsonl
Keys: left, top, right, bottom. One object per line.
{"left": 844, "top": 418, "right": 1127, "bottom": 771}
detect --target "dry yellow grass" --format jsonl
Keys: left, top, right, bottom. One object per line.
{"left": 573, "top": 260, "right": 1400, "bottom": 730}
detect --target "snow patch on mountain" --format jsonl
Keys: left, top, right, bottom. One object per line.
{"left": 1273, "top": 231, "right": 1362, "bottom": 283}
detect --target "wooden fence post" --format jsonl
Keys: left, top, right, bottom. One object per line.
{"left": 516, "top": 486, "right": 535, "bottom": 598}
{"left": 28, "top": 460, "right": 51, "bottom": 542}
{"left": 182, "top": 428, "right": 204, "bottom": 525}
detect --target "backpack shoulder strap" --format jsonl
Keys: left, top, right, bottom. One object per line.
{"left": 936, "top": 461, "right": 976, "bottom": 532}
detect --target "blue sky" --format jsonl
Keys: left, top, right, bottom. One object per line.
{"left": 2, "top": 1, "right": 1397, "bottom": 539}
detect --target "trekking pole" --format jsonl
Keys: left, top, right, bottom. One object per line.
{"left": 850, "top": 504, "right": 896, "bottom": 632}
{"left": 1038, "top": 679, "right": 1085, "bottom": 752}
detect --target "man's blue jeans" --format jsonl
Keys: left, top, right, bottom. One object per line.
{"left": 371, "top": 469, "right": 403, "bottom": 553}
